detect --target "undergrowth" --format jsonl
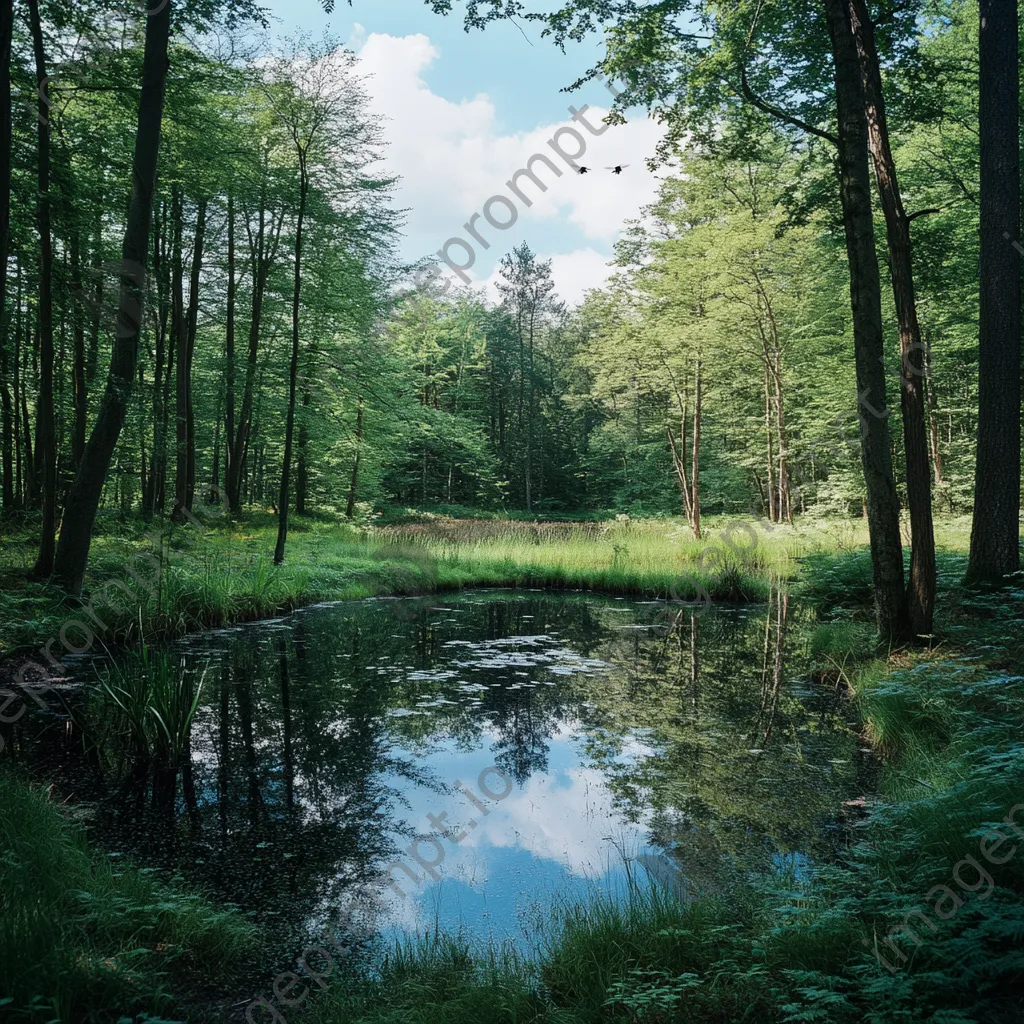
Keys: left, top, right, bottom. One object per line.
{"left": 0, "top": 769, "right": 259, "bottom": 1023}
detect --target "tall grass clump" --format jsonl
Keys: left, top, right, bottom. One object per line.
{"left": 82, "top": 644, "right": 205, "bottom": 773}
{"left": 0, "top": 770, "right": 258, "bottom": 1022}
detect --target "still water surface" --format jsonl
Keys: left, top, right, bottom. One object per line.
{"left": 33, "top": 590, "right": 867, "bottom": 952}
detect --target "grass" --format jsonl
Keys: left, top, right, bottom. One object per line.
{"left": 83, "top": 644, "right": 207, "bottom": 771}
{"left": 0, "top": 768, "right": 259, "bottom": 1023}
{"left": 0, "top": 510, "right": 896, "bottom": 661}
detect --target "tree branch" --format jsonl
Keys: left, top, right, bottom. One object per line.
{"left": 739, "top": 65, "right": 839, "bottom": 146}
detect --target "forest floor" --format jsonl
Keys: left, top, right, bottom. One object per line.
{"left": 3, "top": 513, "right": 1023, "bottom": 1023}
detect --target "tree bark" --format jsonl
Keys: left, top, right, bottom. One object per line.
{"left": 224, "top": 189, "right": 236, "bottom": 501}
{"left": 346, "top": 397, "right": 364, "bottom": 519}
{"left": 28, "top": 0, "right": 56, "bottom": 578}
{"left": 850, "top": 0, "right": 936, "bottom": 635}
{"left": 296, "top": 389, "right": 309, "bottom": 514}
{"left": 924, "top": 334, "right": 943, "bottom": 485}
{"left": 823, "top": 0, "right": 909, "bottom": 641}
{"left": 52, "top": 0, "right": 173, "bottom": 595}
{"left": 274, "top": 151, "right": 309, "bottom": 564}
{"left": 774, "top": 346, "right": 792, "bottom": 524}
{"left": 172, "top": 188, "right": 187, "bottom": 519}
{"left": 184, "top": 197, "right": 206, "bottom": 510}
{"left": 0, "top": 0, "right": 12, "bottom": 511}
{"left": 967, "top": 0, "right": 1021, "bottom": 583}
{"left": 764, "top": 361, "right": 776, "bottom": 522}
{"left": 691, "top": 355, "right": 702, "bottom": 541}
{"left": 144, "top": 207, "right": 165, "bottom": 518}
{"left": 86, "top": 202, "right": 102, "bottom": 383}
{"left": 69, "top": 232, "right": 87, "bottom": 473}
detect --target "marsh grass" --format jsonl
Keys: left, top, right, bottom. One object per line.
{"left": 0, "top": 769, "right": 258, "bottom": 1023}
{"left": 0, "top": 513, "right": 879, "bottom": 659}
{"left": 82, "top": 645, "right": 206, "bottom": 770}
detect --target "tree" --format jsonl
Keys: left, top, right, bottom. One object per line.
{"left": 967, "top": 0, "right": 1020, "bottom": 583}
{"left": 496, "top": 243, "right": 562, "bottom": 511}
{"left": 822, "top": 0, "right": 909, "bottom": 638}
{"left": 27, "top": 0, "right": 56, "bottom": 578}
{"left": 0, "top": 0, "right": 13, "bottom": 511}
{"left": 849, "top": 0, "right": 935, "bottom": 633}
{"left": 51, "top": 0, "right": 176, "bottom": 594}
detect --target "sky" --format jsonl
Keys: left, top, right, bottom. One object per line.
{"left": 259, "top": 0, "right": 666, "bottom": 305}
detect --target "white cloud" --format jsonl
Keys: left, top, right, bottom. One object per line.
{"left": 351, "top": 30, "right": 665, "bottom": 290}
{"left": 478, "top": 247, "right": 616, "bottom": 306}
{"left": 547, "top": 248, "right": 616, "bottom": 305}
{"left": 347, "top": 22, "right": 367, "bottom": 51}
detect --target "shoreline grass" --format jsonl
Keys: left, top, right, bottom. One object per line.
{"left": 0, "top": 512, "right": 897, "bottom": 664}
{"left": 0, "top": 769, "right": 260, "bottom": 1023}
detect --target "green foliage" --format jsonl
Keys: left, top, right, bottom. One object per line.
{"left": 0, "top": 770, "right": 258, "bottom": 1023}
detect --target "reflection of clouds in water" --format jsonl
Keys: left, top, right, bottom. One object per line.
{"left": 479, "top": 762, "right": 648, "bottom": 873}
{"left": 368, "top": 732, "right": 659, "bottom": 937}
{"left": 76, "top": 591, "right": 857, "bottom": 953}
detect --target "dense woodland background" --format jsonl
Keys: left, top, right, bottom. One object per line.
{"left": 0, "top": 0, "right": 1019, "bottom": 638}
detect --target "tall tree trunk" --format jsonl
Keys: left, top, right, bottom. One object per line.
{"left": 28, "top": 0, "right": 56, "bottom": 578}
{"left": 69, "top": 232, "right": 87, "bottom": 472}
{"left": 0, "top": 0, "right": 12, "bottom": 511}
{"left": 296, "top": 388, "right": 309, "bottom": 515}
{"left": 274, "top": 154, "right": 309, "bottom": 564}
{"left": 346, "top": 397, "right": 364, "bottom": 520}
{"left": 52, "top": 0, "right": 173, "bottom": 595}
{"left": 158, "top": 304, "right": 174, "bottom": 513}
{"left": 12, "top": 274, "right": 20, "bottom": 505}
{"left": 823, "top": 0, "right": 909, "bottom": 641}
{"left": 691, "top": 355, "right": 702, "bottom": 541}
{"left": 773, "top": 346, "right": 792, "bottom": 524}
{"left": 224, "top": 190, "right": 236, "bottom": 501}
{"left": 924, "top": 334, "right": 943, "bottom": 486}
{"left": 144, "top": 207, "right": 164, "bottom": 518}
{"left": 0, "top": 334, "right": 12, "bottom": 511}
{"left": 86, "top": 201, "right": 102, "bottom": 383}
{"left": 764, "top": 360, "right": 776, "bottom": 522}
{"left": 850, "top": 0, "right": 936, "bottom": 635}
{"left": 967, "top": 0, "right": 1021, "bottom": 583}
{"left": 210, "top": 393, "right": 221, "bottom": 497}
{"left": 172, "top": 188, "right": 187, "bottom": 519}
{"left": 184, "top": 197, "right": 206, "bottom": 511}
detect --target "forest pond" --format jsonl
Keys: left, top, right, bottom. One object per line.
{"left": 24, "top": 590, "right": 870, "bottom": 954}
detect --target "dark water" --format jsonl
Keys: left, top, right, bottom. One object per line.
{"left": 17, "top": 590, "right": 868, "bottom": 952}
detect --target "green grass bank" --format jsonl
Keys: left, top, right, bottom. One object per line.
{"left": 1, "top": 512, "right": 888, "bottom": 660}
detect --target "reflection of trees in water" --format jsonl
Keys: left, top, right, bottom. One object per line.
{"left": 16, "top": 590, "right": 857, "bottom": 932}
{"left": 579, "top": 585, "right": 858, "bottom": 870}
